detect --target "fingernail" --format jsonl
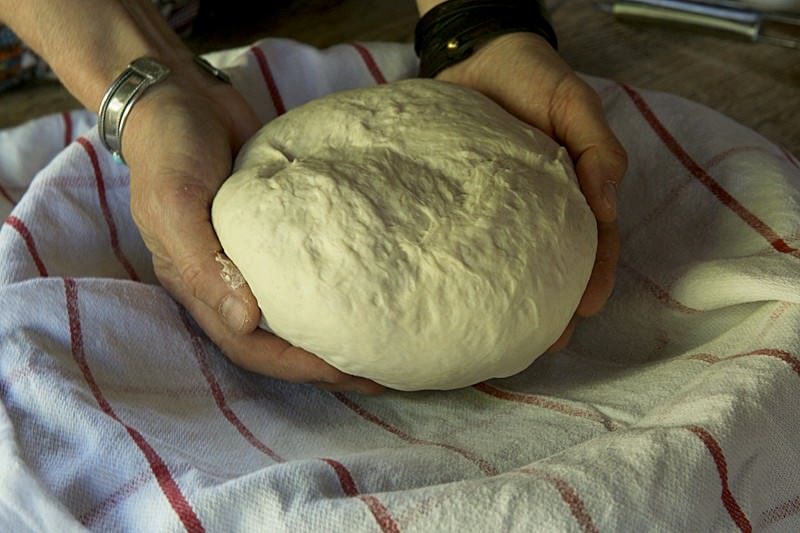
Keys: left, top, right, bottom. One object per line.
{"left": 602, "top": 180, "right": 617, "bottom": 215}
{"left": 220, "top": 295, "right": 248, "bottom": 332}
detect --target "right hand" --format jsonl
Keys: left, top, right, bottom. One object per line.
{"left": 122, "top": 60, "right": 384, "bottom": 394}
{"left": 435, "top": 32, "right": 628, "bottom": 351}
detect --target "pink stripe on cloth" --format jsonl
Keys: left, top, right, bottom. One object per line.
{"left": 322, "top": 458, "right": 401, "bottom": 533}
{"left": 759, "top": 494, "right": 800, "bottom": 529}
{"left": 64, "top": 277, "right": 205, "bottom": 533}
{"left": 180, "top": 305, "right": 402, "bottom": 530}
{"left": 359, "top": 495, "right": 401, "bottom": 533}
{"left": 620, "top": 145, "right": 778, "bottom": 246}
{"left": 178, "top": 305, "right": 284, "bottom": 462}
{"left": 79, "top": 470, "right": 152, "bottom": 527}
{"left": 333, "top": 392, "right": 498, "bottom": 476}
{"left": 4, "top": 215, "right": 48, "bottom": 276}
{"left": 688, "top": 348, "right": 800, "bottom": 378}
{"left": 250, "top": 46, "right": 286, "bottom": 116}
{"left": 618, "top": 262, "right": 700, "bottom": 314}
{"left": 322, "top": 458, "right": 360, "bottom": 496}
{"left": 473, "top": 382, "right": 621, "bottom": 431}
{"left": 518, "top": 468, "right": 600, "bottom": 533}
{"left": 622, "top": 84, "right": 800, "bottom": 259}
{"left": 754, "top": 302, "right": 793, "bottom": 343}
{"left": 780, "top": 147, "right": 799, "bottom": 169}
{"left": 350, "top": 43, "right": 387, "bottom": 85}
{"left": 61, "top": 111, "right": 72, "bottom": 147}
{"left": 77, "top": 137, "right": 140, "bottom": 281}
{"left": 686, "top": 425, "right": 752, "bottom": 533}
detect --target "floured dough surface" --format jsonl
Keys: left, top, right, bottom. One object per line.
{"left": 211, "top": 79, "right": 597, "bottom": 391}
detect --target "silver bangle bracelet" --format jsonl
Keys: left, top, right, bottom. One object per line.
{"left": 98, "top": 55, "right": 231, "bottom": 165}
{"left": 98, "top": 56, "right": 170, "bottom": 165}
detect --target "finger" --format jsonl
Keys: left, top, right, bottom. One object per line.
{"left": 144, "top": 181, "right": 261, "bottom": 335}
{"left": 550, "top": 79, "right": 628, "bottom": 224}
{"left": 576, "top": 220, "right": 619, "bottom": 317}
{"left": 573, "top": 138, "right": 626, "bottom": 224}
{"left": 546, "top": 315, "right": 578, "bottom": 353}
{"left": 157, "top": 255, "right": 384, "bottom": 393}
{"left": 315, "top": 381, "right": 386, "bottom": 396}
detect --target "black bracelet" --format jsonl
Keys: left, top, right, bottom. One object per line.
{"left": 414, "top": 0, "right": 558, "bottom": 79}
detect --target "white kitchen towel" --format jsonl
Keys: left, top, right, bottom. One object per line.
{"left": 1, "top": 37, "right": 799, "bottom": 533}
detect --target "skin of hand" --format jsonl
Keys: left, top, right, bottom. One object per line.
{"left": 7, "top": 0, "right": 618, "bottom": 390}
{"left": 122, "top": 62, "right": 385, "bottom": 395}
{"left": 123, "top": 29, "right": 612, "bottom": 390}
{"left": 0, "top": 0, "right": 382, "bottom": 394}
{"left": 433, "top": 32, "right": 628, "bottom": 351}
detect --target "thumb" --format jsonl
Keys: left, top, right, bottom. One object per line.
{"left": 146, "top": 189, "right": 261, "bottom": 335}
{"left": 189, "top": 249, "right": 260, "bottom": 334}
{"left": 549, "top": 78, "right": 628, "bottom": 223}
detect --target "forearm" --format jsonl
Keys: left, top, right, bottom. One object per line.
{"left": 0, "top": 0, "right": 192, "bottom": 112}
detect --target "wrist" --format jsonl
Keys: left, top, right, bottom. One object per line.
{"left": 414, "top": 0, "right": 558, "bottom": 79}
{"left": 99, "top": 54, "right": 232, "bottom": 165}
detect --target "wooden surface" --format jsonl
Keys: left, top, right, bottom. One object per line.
{"left": 1, "top": 0, "right": 798, "bottom": 154}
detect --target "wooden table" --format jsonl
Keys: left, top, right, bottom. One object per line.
{"left": 1, "top": 0, "right": 798, "bottom": 154}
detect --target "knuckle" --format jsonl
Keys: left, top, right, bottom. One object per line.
{"left": 551, "top": 75, "right": 596, "bottom": 116}
{"left": 179, "top": 260, "right": 208, "bottom": 300}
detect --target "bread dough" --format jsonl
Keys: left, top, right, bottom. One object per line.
{"left": 211, "top": 79, "right": 597, "bottom": 391}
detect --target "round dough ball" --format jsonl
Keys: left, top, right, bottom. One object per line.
{"left": 211, "top": 79, "right": 597, "bottom": 391}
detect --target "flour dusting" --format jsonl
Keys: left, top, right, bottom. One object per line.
{"left": 215, "top": 253, "right": 246, "bottom": 289}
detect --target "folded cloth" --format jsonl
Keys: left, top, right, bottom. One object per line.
{"left": 1, "top": 38, "right": 799, "bottom": 533}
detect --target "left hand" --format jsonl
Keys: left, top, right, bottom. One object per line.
{"left": 124, "top": 63, "right": 384, "bottom": 394}
{"left": 435, "top": 32, "right": 628, "bottom": 351}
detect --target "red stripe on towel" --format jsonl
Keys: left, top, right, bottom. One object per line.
{"left": 621, "top": 145, "right": 777, "bottom": 246}
{"left": 473, "top": 382, "right": 621, "bottom": 431}
{"left": 780, "top": 146, "right": 799, "bottom": 169}
{"left": 177, "top": 306, "right": 284, "bottom": 462}
{"left": 622, "top": 84, "right": 799, "bottom": 258}
{"left": 62, "top": 111, "right": 73, "bottom": 146}
{"left": 64, "top": 278, "right": 205, "bottom": 533}
{"left": 754, "top": 302, "right": 792, "bottom": 343}
{"left": 359, "top": 495, "right": 401, "bottom": 533}
{"left": 686, "top": 425, "right": 752, "bottom": 533}
{"left": 77, "top": 137, "right": 140, "bottom": 281}
{"left": 618, "top": 262, "right": 700, "bottom": 314}
{"left": 80, "top": 470, "right": 152, "bottom": 527}
{"left": 351, "top": 43, "right": 387, "bottom": 84}
{"left": 759, "top": 494, "right": 800, "bottom": 529}
{"left": 4, "top": 215, "right": 48, "bottom": 276}
{"left": 322, "top": 458, "right": 401, "bottom": 533}
{"left": 334, "top": 392, "right": 498, "bottom": 476}
{"left": 520, "top": 468, "right": 600, "bottom": 533}
{"left": 688, "top": 348, "right": 800, "bottom": 377}
{"left": 323, "top": 458, "right": 360, "bottom": 497}
{"left": 250, "top": 46, "right": 286, "bottom": 115}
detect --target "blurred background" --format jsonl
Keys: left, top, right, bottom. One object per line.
{"left": 0, "top": 0, "right": 798, "bottom": 153}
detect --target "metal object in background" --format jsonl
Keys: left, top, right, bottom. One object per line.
{"left": 595, "top": 0, "right": 800, "bottom": 48}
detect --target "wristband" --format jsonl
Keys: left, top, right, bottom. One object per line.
{"left": 414, "top": 0, "right": 558, "bottom": 79}
{"left": 98, "top": 55, "right": 231, "bottom": 165}
{"left": 98, "top": 57, "right": 170, "bottom": 164}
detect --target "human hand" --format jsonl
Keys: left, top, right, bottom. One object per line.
{"left": 122, "top": 63, "right": 384, "bottom": 394}
{"left": 435, "top": 32, "right": 627, "bottom": 351}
